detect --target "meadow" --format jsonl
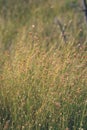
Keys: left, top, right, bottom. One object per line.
{"left": 0, "top": 0, "right": 87, "bottom": 130}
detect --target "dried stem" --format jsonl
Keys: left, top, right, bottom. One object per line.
{"left": 54, "top": 18, "right": 67, "bottom": 44}
{"left": 83, "top": 0, "right": 87, "bottom": 21}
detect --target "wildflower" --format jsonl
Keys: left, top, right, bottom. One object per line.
{"left": 39, "top": 124, "right": 41, "bottom": 126}
{"left": 32, "top": 24, "right": 35, "bottom": 28}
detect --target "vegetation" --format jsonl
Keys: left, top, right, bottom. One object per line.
{"left": 0, "top": 0, "right": 87, "bottom": 130}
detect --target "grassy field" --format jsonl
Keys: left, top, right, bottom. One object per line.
{"left": 0, "top": 0, "right": 87, "bottom": 130}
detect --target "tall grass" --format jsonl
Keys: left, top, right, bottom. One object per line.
{"left": 0, "top": 0, "right": 87, "bottom": 130}
{"left": 0, "top": 27, "right": 87, "bottom": 130}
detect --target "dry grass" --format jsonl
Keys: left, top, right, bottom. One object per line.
{"left": 0, "top": 0, "right": 87, "bottom": 130}
{"left": 0, "top": 27, "right": 87, "bottom": 130}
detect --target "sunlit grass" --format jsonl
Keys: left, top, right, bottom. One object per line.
{"left": 0, "top": 0, "right": 87, "bottom": 130}
{"left": 0, "top": 28, "right": 87, "bottom": 130}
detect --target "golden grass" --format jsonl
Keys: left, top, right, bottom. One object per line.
{"left": 0, "top": 0, "right": 87, "bottom": 129}
{"left": 0, "top": 27, "right": 87, "bottom": 129}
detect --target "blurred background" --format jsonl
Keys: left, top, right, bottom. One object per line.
{"left": 0, "top": 0, "right": 86, "bottom": 51}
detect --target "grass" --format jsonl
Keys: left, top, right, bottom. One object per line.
{"left": 0, "top": 0, "right": 87, "bottom": 130}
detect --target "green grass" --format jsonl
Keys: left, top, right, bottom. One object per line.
{"left": 0, "top": 0, "right": 87, "bottom": 130}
